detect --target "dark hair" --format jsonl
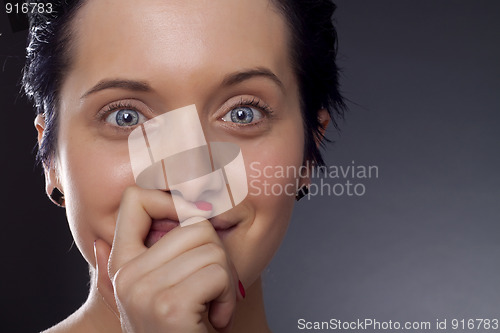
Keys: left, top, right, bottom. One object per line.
{"left": 271, "top": 0, "right": 345, "bottom": 166}
{"left": 23, "top": 0, "right": 345, "bottom": 167}
{"left": 23, "top": 0, "right": 84, "bottom": 167}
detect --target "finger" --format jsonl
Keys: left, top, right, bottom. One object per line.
{"left": 94, "top": 239, "right": 119, "bottom": 316}
{"left": 174, "top": 264, "right": 236, "bottom": 331}
{"left": 112, "top": 219, "right": 221, "bottom": 282}
{"left": 137, "top": 241, "right": 230, "bottom": 293}
{"left": 109, "top": 187, "right": 177, "bottom": 275}
{"left": 147, "top": 219, "right": 223, "bottom": 263}
{"left": 151, "top": 222, "right": 243, "bottom": 310}
{"left": 222, "top": 242, "right": 243, "bottom": 302}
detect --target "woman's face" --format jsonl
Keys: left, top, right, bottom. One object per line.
{"left": 52, "top": 0, "right": 304, "bottom": 286}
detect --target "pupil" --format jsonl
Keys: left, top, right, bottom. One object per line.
{"left": 123, "top": 112, "right": 133, "bottom": 123}
{"left": 115, "top": 109, "right": 139, "bottom": 126}
{"left": 237, "top": 110, "right": 246, "bottom": 120}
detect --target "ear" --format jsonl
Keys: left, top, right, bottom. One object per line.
{"left": 297, "top": 109, "right": 331, "bottom": 196}
{"left": 35, "top": 114, "right": 65, "bottom": 207}
{"left": 316, "top": 108, "right": 330, "bottom": 148}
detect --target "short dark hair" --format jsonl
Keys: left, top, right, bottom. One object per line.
{"left": 23, "top": 0, "right": 84, "bottom": 167}
{"left": 272, "top": 0, "right": 346, "bottom": 165}
{"left": 23, "top": 0, "right": 345, "bottom": 167}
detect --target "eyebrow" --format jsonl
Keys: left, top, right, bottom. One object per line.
{"left": 221, "top": 67, "right": 285, "bottom": 92}
{"left": 81, "top": 79, "right": 152, "bottom": 99}
{"left": 80, "top": 67, "right": 285, "bottom": 100}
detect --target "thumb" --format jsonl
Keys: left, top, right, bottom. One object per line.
{"left": 94, "top": 239, "right": 118, "bottom": 315}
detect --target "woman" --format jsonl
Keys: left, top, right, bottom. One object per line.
{"left": 24, "top": 0, "right": 345, "bottom": 331}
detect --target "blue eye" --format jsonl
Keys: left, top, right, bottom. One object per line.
{"left": 222, "top": 106, "right": 263, "bottom": 124}
{"left": 106, "top": 109, "right": 146, "bottom": 127}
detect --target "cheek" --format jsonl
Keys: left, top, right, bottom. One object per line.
{"left": 58, "top": 135, "right": 135, "bottom": 263}
{"left": 231, "top": 117, "right": 304, "bottom": 282}
{"left": 245, "top": 142, "right": 302, "bottom": 236}
{"left": 244, "top": 116, "right": 305, "bottom": 206}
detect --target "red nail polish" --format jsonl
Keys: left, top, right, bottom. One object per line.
{"left": 238, "top": 280, "right": 246, "bottom": 299}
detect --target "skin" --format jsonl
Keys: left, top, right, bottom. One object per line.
{"left": 36, "top": 0, "right": 329, "bottom": 332}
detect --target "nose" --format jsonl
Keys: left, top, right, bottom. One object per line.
{"left": 171, "top": 169, "right": 226, "bottom": 203}
{"left": 128, "top": 104, "right": 248, "bottom": 226}
{"left": 166, "top": 145, "right": 226, "bottom": 203}
{"left": 167, "top": 144, "right": 231, "bottom": 225}
{"left": 128, "top": 104, "right": 208, "bottom": 190}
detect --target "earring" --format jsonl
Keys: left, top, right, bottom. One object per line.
{"left": 295, "top": 184, "right": 309, "bottom": 201}
{"left": 50, "top": 188, "right": 65, "bottom": 207}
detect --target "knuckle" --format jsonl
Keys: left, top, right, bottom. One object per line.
{"left": 193, "top": 219, "right": 214, "bottom": 232}
{"left": 128, "top": 281, "right": 150, "bottom": 310}
{"left": 205, "top": 243, "right": 226, "bottom": 263}
{"left": 114, "top": 268, "right": 171, "bottom": 318}
{"left": 152, "top": 290, "right": 181, "bottom": 320}
{"left": 207, "top": 263, "right": 229, "bottom": 284}
{"left": 121, "top": 185, "right": 141, "bottom": 203}
{"left": 115, "top": 274, "right": 151, "bottom": 312}
{"left": 112, "top": 266, "right": 134, "bottom": 300}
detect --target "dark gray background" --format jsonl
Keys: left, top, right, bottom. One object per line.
{"left": 1, "top": 1, "right": 499, "bottom": 332}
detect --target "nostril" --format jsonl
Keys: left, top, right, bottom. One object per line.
{"left": 170, "top": 189, "right": 181, "bottom": 197}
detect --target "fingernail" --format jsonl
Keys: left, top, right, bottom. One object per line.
{"left": 238, "top": 280, "right": 246, "bottom": 299}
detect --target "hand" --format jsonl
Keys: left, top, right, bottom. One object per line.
{"left": 94, "top": 186, "right": 242, "bottom": 333}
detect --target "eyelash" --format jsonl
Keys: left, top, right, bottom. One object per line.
{"left": 96, "top": 100, "right": 148, "bottom": 131}
{"left": 221, "top": 96, "right": 274, "bottom": 126}
{"left": 104, "top": 101, "right": 141, "bottom": 115}
{"left": 98, "top": 96, "right": 273, "bottom": 129}
{"left": 235, "top": 97, "right": 273, "bottom": 115}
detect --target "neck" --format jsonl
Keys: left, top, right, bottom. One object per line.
{"left": 79, "top": 283, "right": 122, "bottom": 332}
{"left": 67, "top": 276, "right": 271, "bottom": 333}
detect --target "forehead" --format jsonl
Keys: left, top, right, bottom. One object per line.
{"left": 67, "top": 0, "right": 292, "bottom": 95}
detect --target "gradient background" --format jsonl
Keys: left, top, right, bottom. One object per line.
{"left": 1, "top": 1, "right": 499, "bottom": 332}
